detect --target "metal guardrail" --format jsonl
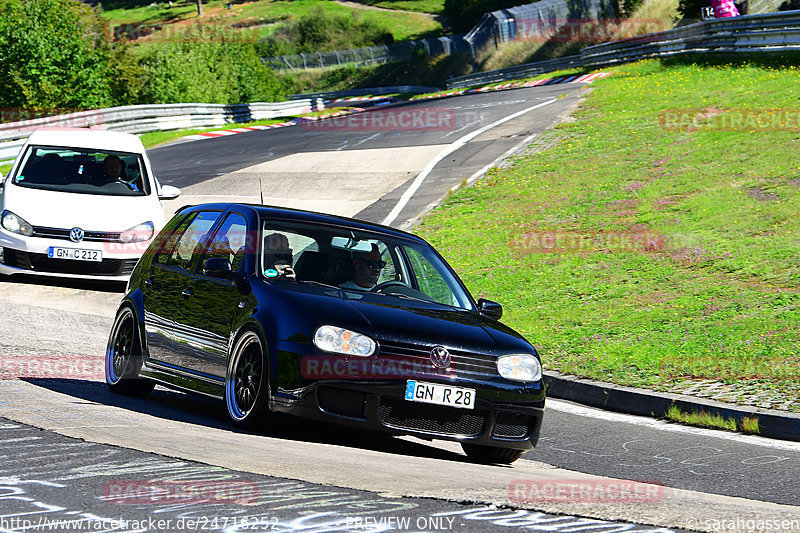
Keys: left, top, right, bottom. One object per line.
{"left": 0, "top": 99, "right": 323, "bottom": 164}
{"left": 290, "top": 86, "right": 441, "bottom": 101}
{"left": 448, "top": 11, "right": 800, "bottom": 89}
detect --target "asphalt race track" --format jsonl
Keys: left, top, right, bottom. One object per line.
{"left": 1, "top": 85, "right": 799, "bottom": 532}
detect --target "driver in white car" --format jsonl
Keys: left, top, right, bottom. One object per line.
{"left": 100, "top": 155, "right": 138, "bottom": 191}
{"left": 339, "top": 244, "right": 384, "bottom": 291}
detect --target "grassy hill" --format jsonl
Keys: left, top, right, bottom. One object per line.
{"left": 417, "top": 56, "right": 800, "bottom": 406}
{"left": 99, "top": 0, "right": 444, "bottom": 44}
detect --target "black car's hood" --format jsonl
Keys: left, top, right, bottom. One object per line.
{"left": 270, "top": 282, "right": 535, "bottom": 355}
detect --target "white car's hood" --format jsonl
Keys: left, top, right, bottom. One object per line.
{"left": 2, "top": 183, "right": 164, "bottom": 232}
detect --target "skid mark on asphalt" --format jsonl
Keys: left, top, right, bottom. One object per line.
{"left": 0, "top": 421, "right": 676, "bottom": 533}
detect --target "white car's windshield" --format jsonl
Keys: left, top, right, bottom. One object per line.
{"left": 13, "top": 145, "right": 150, "bottom": 196}
{"left": 260, "top": 220, "right": 474, "bottom": 310}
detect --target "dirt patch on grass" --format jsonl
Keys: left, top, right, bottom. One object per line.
{"left": 746, "top": 187, "right": 780, "bottom": 202}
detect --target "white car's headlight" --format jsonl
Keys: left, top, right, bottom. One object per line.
{"left": 119, "top": 221, "right": 154, "bottom": 243}
{"left": 313, "top": 325, "right": 376, "bottom": 357}
{"left": 497, "top": 354, "right": 542, "bottom": 382}
{"left": 1, "top": 210, "right": 33, "bottom": 237}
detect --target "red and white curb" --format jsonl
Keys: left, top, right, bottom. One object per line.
{"left": 180, "top": 108, "right": 365, "bottom": 142}
{"left": 327, "top": 95, "right": 394, "bottom": 105}
{"left": 413, "top": 72, "right": 611, "bottom": 101}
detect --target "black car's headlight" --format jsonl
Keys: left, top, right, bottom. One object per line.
{"left": 1, "top": 210, "right": 33, "bottom": 237}
{"left": 314, "top": 325, "right": 376, "bottom": 357}
{"left": 497, "top": 354, "right": 542, "bottom": 382}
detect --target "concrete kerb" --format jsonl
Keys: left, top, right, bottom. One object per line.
{"left": 544, "top": 370, "right": 800, "bottom": 442}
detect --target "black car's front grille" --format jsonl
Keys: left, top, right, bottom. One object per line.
{"left": 378, "top": 340, "right": 500, "bottom": 378}
{"left": 31, "top": 225, "right": 122, "bottom": 243}
{"left": 317, "top": 387, "right": 367, "bottom": 419}
{"left": 377, "top": 396, "right": 488, "bottom": 437}
{"left": 2, "top": 249, "right": 137, "bottom": 276}
{"left": 492, "top": 412, "right": 536, "bottom": 439}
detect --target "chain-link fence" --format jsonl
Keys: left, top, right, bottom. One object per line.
{"left": 464, "top": 0, "right": 618, "bottom": 58}
{"left": 264, "top": 36, "right": 469, "bottom": 72}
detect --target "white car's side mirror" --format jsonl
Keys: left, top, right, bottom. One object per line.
{"left": 159, "top": 184, "right": 181, "bottom": 200}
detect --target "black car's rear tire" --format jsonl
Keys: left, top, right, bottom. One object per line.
{"left": 225, "top": 329, "right": 271, "bottom": 429}
{"left": 461, "top": 443, "right": 524, "bottom": 464}
{"left": 105, "top": 306, "right": 155, "bottom": 398}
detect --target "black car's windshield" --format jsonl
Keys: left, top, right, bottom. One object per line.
{"left": 261, "top": 220, "right": 473, "bottom": 310}
{"left": 12, "top": 145, "right": 150, "bottom": 196}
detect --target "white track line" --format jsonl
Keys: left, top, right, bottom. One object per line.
{"left": 547, "top": 399, "right": 800, "bottom": 452}
{"left": 381, "top": 98, "right": 558, "bottom": 226}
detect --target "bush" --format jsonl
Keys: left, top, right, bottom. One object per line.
{"left": 257, "top": 7, "right": 394, "bottom": 58}
{"left": 139, "top": 23, "right": 289, "bottom": 104}
{"left": 0, "top": 0, "right": 114, "bottom": 110}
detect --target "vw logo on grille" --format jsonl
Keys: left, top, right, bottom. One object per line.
{"left": 69, "top": 227, "right": 84, "bottom": 243}
{"left": 430, "top": 345, "right": 451, "bottom": 369}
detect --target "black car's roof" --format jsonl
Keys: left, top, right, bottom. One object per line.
{"left": 177, "top": 202, "right": 424, "bottom": 243}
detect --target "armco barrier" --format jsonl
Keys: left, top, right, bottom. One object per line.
{"left": 0, "top": 99, "right": 323, "bottom": 164}
{"left": 448, "top": 10, "right": 800, "bottom": 89}
{"left": 290, "top": 86, "right": 441, "bottom": 101}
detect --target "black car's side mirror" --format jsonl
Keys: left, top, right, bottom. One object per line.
{"left": 203, "top": 257, "right": 234, "bottom": 279}
{"left": 477, "top": 298, "right": 503, "bottom": 320}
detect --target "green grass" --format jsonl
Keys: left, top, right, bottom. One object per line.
{"left": 101, "top": 0, "right": 441, "bottom": 43}
{"left": 1, "top": 163, "right": 11, "bottom": 176}
{"left": 350, "top": 0, "right": 445, "bottom": 14}
{"left": 417, "top": 57, "right": 800, "bottom": 391}
{"left": 666, "top": 405, "right": 760, "bottom": 434}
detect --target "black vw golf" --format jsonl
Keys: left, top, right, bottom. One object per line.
{"left": 106, "top": 203, "right": 545, "bottom": 464}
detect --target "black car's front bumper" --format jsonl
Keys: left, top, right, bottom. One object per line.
{"left": 271, "top": 362, "right": 545, "bottom": 451}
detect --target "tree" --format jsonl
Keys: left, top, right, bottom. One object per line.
{"left": 0, "top": 0, "right": 114, "bottom": 110}
{"left": 197, "top": 0, "right": 203, "bottom": 16}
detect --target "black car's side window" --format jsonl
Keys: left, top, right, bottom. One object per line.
{"left": 153, "top": 213, "right": 194, "bottom": 265}
{"left": 154, "top": 211, "right": 221, "bottom": 270}
{"left": 198, "top": 213, "right": 248, "bottom": 273}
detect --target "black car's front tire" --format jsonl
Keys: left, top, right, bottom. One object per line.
{"left": 105, "top": 306, "right": 155, "bottom": 398}
{"left": 225, "top": 329, "right": 271, "bottom": 429}
{"left": 461, "top": 443, "right": 524, "bottom": 464}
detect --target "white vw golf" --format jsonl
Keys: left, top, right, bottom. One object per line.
{"left": 0, "top": 129, "right": 180, "bottom": 281}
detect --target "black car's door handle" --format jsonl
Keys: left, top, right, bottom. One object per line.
{"left": 181, "top": 288, "right": 193, "bottom": 298}
{"left": 144, "top": 277, "right": 154, "bottom": 288}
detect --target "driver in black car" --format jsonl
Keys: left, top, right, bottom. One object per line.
{"left": 339, "top": 243, "right": 384, "bottom": 291}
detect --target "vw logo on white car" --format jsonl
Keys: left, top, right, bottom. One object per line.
{"left": 430, "top": 345, "right": 451, "bottom": 368}
{"left": 69, "top": 227, "right": 84, "bottom": 243}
